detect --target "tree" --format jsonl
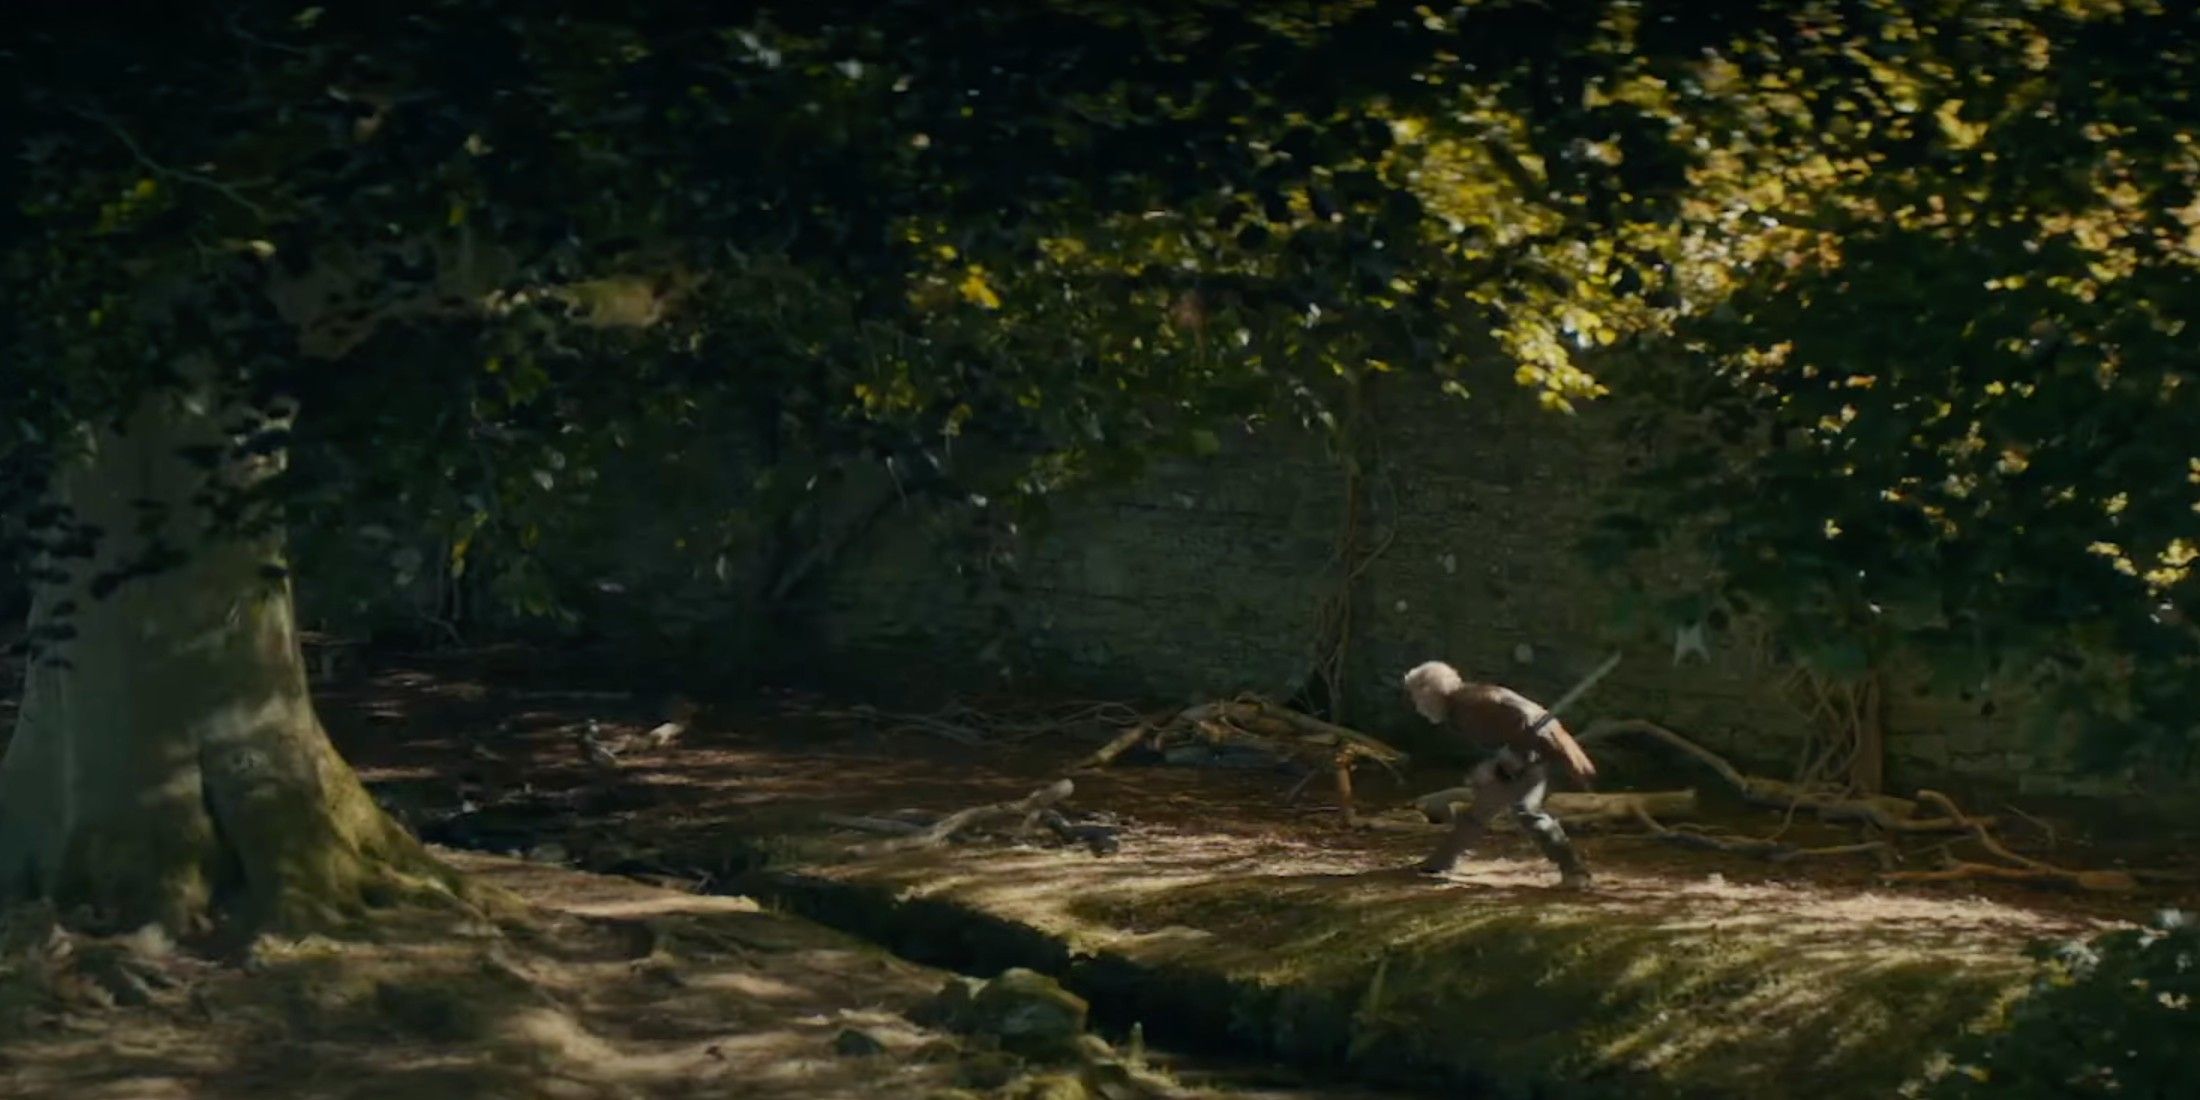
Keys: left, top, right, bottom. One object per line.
{"left": 1590, "top": 0, "right": 2200, "bottom": 782}
{"left": 4, "top": 1, "right": 1863, "bottom": 936}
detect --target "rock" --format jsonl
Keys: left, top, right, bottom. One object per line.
{"left": 956, "top": 1049, "right": 1023, "bottom": 1089}
{"left": 1002, "top": 1073, "right": 1089, "bottom": 1100}
{"left": 911, "top": 975, "right": 985, "bottom": 1029}
{"left": 968, "top": 968, "right": 1089, "bottom": 1059}
{"left": 832, "top": 1027, "right": 888, "bottom": 1057}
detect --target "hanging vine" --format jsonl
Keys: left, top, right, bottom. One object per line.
{"left": 1300, "top": 369, "right": 1396, "bottom": 725}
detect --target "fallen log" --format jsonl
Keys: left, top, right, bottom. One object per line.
{"left": 1413, "top": 787, "right": 1701, "bottom": 828}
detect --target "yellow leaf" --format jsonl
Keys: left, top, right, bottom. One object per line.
{"left": 448, "top": 200, "right": 468, "bottom": 227}
{"left": 958, "top": 266, "right": 1002, "bottom": 310}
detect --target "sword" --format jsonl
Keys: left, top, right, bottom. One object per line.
{"left": 1523, "top": 650, "right": 1623, "bottom": 738}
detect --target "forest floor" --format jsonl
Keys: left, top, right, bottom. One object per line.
{"left": 321, "top": 645, "right": 2196, "bottom": 1097}
{"left": 5, "top": 644, "right": 2196, "bottom": 1098}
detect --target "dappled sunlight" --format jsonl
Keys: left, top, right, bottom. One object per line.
{"left": 296, "top": 653, "right": 2195, "bottom": 1095}
{"left": 779, "top": 818, "right": 2103, "bottom": 1094}
{"left": 0, "top": 851, "right": 1037, "bottom": 1098}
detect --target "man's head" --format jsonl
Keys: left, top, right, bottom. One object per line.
{"left": 1401, "top": 660, "right": 1465, "bottom": 723}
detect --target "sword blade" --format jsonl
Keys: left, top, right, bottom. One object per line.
{"left": 1523, "top": 650, "right": 1623, "bottom": 736}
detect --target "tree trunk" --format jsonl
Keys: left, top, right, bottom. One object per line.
{"left": 0, "top": 387, "right": 467, "bottom": 938}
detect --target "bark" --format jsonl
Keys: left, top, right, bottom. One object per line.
{"left": 0, "top": 387, "right": 469, "bottom": 938}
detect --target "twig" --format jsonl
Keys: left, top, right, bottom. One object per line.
{"left": 67, "top": 106, "right": 271, "bottom": 220}
{"left": 2000, "top": 803, "right": 2059, "bottom": 850}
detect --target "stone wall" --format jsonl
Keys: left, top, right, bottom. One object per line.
{"left": 814, "top": 375, "right": 2183, "bottom": 806}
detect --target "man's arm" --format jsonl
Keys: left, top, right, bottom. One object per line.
{"left": 1492, "top": 688, "right": 1596, "bottom": 788}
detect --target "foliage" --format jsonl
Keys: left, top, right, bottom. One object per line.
{"left": 1586, "top": 0, "right": 2200, "bottom": 774}
{"left": 3, "top": 1, "right": 1798, "bottom": 660}
{"left": 1928, "top": 910, "right": 2199, "bottom": 1098}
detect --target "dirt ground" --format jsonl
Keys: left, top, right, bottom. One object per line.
{"left": 310, "top": 646, "right": 2200, "bottom": 1097}
{"left": 318, "top": 646, "right": 2198, "bottom": 930}
{"left": 4, "top": 643, "right": 2195, "bottom": 1098}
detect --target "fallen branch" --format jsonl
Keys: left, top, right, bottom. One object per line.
{"left": 856, "top": 780, "right": 1077, "bottom": 855}
{"left": 1629, "top": 806, "right": 1896, "bottom": 868}
{"left": 1579, "top": 719, "right": 1990, "bottom": 833}
{"left": 1876, "top": 790, "right": 2139, "bottom": 893}
{"left": 1881, "top": 863, "right": 2139, "bottom": 892}
{"left": 1089, "top": 695, "right": 1409, "bottom": 825}
{"left": 1034, "top": 809, "right": 1121, "bottom": 856}
{"left": 1076, "top": 718, "right": 1168, "bottom": 770}
{"left": 818, "top": 813, "right": 925, "bottom": 836}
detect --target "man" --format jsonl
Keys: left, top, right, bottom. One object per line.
{"left": 1401, "top": 660, "right": 1595, "bottom": 889}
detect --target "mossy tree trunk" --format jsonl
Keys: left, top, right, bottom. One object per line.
{"left": 0, "top": 384, "right": 464, "bottom": 938}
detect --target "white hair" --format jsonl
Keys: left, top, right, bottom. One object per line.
{"left": 1402, "top": 660, "right": 1464, "bottom": 722}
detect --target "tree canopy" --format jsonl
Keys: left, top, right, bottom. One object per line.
{"left": 1588, "top": 0, "right": 2200, "bottom": 776}
{"left": 4, "top": 2, "right": 1788, "bottom": 643}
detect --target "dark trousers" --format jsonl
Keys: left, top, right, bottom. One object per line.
{"left": 1419, "top": 749, "right": 1589, "bottom": 881}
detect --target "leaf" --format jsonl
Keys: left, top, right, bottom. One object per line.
{"left": 957, "top": 266, "right": 1002, "bottom": 310}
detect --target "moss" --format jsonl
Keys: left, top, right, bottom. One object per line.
{"left": 1059, "top": 877, "right": 2028, "bottom": 1097}
{"left": 753, "top": 852, "right": 2042, "bottom": 1100}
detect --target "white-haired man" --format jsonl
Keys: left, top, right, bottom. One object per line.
{"left": 1401, "top": 660, "right": 1595, "bottom": 889}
